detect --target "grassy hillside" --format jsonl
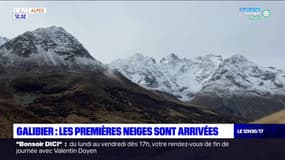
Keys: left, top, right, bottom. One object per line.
{"left": 252, "top": 109, "right": 285, "bottom": 123}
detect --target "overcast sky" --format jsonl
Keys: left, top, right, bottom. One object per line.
{"left": 0, "top": 1, "right": 284, "bottom": 69}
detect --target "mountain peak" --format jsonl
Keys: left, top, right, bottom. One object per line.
{"left": 31, "top": 26, "right": 72, "bottom": 41}
{"left": 32, "top": 26, "right": 66, "bottom": 33}
{"left": 0, "top": 26, "right": 102, "bottom": 69}
{"left": 222, "top": 54, "right": 257, "bottom": 69}
{"left": 166, "top": 53, "right": 180, "bottom": 60}
{"left": 129, "top": 53, "right": 156, "bottom": 64}
{"left": 168, "top": 53, "right": 179, "bottom": 59}
{"left": 227, "top": 54, "right": 249, "bottom": 62}
{"left": 37, "top": 25, "right": 65, "bottom": 32}
{"left": 160, "top": 53, "right": 180, "bottom": 64}
{"left": 1, "top": 26, "right": 93, "bottom": 58}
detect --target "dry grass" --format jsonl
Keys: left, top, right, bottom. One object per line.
{"left": 252, "top": 109, "right": 285, "bottom": 123}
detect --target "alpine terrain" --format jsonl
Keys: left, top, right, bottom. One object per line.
{"left": 0, "top": 26, "right": 238, "bottom": 138}
{"left": 110, "top": 53, "right": 285, "bottom": 121}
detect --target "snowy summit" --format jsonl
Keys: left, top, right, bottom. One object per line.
{"left": 0, "top": 26, "right": 103, "bottom": 69}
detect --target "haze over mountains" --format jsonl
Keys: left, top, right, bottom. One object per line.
{"left": 0, "top": 26, "right": 239, "bottom": 137}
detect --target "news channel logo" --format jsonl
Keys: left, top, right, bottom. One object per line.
{"left": 13, "top": 8, "right": 46, "bottom": 20}
{"left": 239, "top": 7, "right": 271, "bottom": 20}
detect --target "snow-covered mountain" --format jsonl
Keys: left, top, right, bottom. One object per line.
{"left": 191, "top": 55, "right": 285, "bottom": 120}
{"left": 111, "top": 53, "right": 285, "bottom": 100}
{"left": 109, "top": 53, "right": 181, "bottom": 97}
{"left": 0, "top": 26, "right": 103, "bottom": 70}
{"left": 201, "top": 54, "right": 285, "bottom": 96}
{"left": 110, "top": 53, "right": 285, "bottom": 120}
{"left": 110, "top": 53, "right": 224, "bottom": 101}
{"left": 0, "top": 36, "right": 8, "bottom": 47}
